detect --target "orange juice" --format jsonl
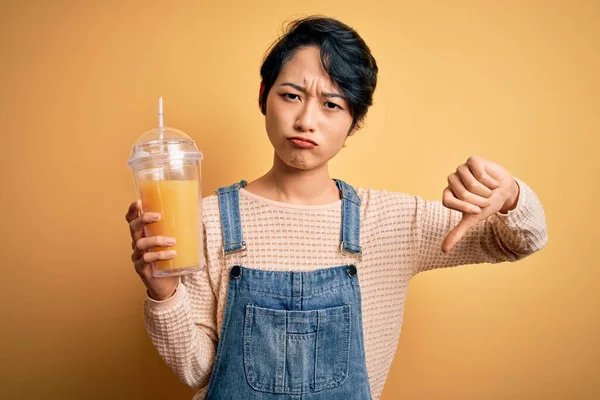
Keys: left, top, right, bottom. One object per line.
{"left": 138, "top": 179, "right": 202, "bottom": 274}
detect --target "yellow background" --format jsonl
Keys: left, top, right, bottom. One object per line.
{"left": 1, "top": 0, "right": 598, "bottom": 398}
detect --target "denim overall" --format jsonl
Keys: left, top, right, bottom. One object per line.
{"left": 205, "top": 180, "right": 371, "bottom": 400}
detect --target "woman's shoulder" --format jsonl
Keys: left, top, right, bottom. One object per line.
{"left": 201, "top": 193, "right": 220, "bottom": 225}
{"left": 202, "top": 193, "right": 219, "bottom": 207}
{"left": 354, "top": 185, "right": 416, "bottom": 206}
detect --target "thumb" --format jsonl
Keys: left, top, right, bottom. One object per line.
{"left": 441, "top": 213, "right": 481, "bottom": 253}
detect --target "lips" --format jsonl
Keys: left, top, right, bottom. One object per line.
{"left": 288, "top": 136, "right": 317, "bottom": 146}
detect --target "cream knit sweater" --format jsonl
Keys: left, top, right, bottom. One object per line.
{"left": 143, "top": 177, "right": 548, "bottom": 399}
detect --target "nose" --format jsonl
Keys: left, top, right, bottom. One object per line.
{"left": 294, "top": 100, "right": 317, "bottom": 133}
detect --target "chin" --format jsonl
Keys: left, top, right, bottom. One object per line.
{"left": 274, "top": 149, "right": 319, "bottom": 171}
{"left": 285, "top": 155, "right": 311, "bottom": 170}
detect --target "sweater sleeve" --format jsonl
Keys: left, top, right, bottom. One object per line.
{"left": 412, "top": 177, "right": 548, "bottom": 275}
{"left": 142, "top": 221, "right": 218, "bottom": 392}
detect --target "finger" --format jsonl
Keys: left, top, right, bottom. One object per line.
{"left": 125, "top": 200, "right": 142, "bottom": 223}
{"left": 466, "top": 156, "right": 500, "bottom": 190}
{"left": 136, "top": 236, "right": 176, "bottom": 252}
{"left": 456, "top": 164, "right": 494, "bottom": 199}
{"left": 129, "top": 212, "right": 161, "bottom": 235}
{"left": 129, "top": 213, "right": 160, "bottom": 246}
{"left": 447, "top": 174, "right": 492, "bottom": 209}
{"left": 442, "top": 187, "right": 482, "bottom": 214}
{"left": 131, "top": 248, "right": 143, "bottom": 262}
{"left": 441, "top": 214, "right": 481, "bottom": 253}
{"left": 134, "top": 250, "right": 177, "bottom": 271}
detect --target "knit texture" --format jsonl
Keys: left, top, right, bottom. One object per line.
{"left": 143, "top": 177, "right": 548, "bottom": 399}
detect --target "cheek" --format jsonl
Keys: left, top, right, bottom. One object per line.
{"left": 329, "top": 118, "right": 352, "bottom": 144}
{"left": 331, "top": 132, "right": 348, "bottom": 150}
{"left": 265, "top": 100, "right": 291, "bottom": 131}
{"left": 264, "top": 109, "right": 286, "bottom": 143}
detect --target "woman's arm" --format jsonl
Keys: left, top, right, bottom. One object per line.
{"left": 413, "top": 177, "right": 548, "bottom": 275}
{"left": 143, "top": 223, "right": 218, "bottom": 391}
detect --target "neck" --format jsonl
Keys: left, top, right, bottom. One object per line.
{"left": 250, "top": 153, "right": 340, "bottom": 205}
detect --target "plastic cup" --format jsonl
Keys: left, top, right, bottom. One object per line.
{"left": 127, "top": 126, "right": 204, "bottom": 277}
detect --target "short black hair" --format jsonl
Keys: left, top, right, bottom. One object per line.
{"left": 259, "top": 16, "right": 379, "bottom": 134}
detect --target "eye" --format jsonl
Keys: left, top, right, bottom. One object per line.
{"left": 325, "top": 102, "right": 341, "bottom": 110}
{"left": 282, "top": 93, "right": 300, "bottom": 101}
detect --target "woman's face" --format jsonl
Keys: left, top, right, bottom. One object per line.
{"left": 264, "top": 45, "right": 356, "bottom": 171}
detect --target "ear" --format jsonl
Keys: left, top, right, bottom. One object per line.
{"left": 347, "top": 117, "right": 364, "bottom": 137}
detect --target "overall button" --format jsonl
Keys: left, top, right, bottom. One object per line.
{"left": 346, "top": 265, "right": 357, "bottom": 278}
{"left": 231, "top": 265, "right": 242, "bottom": 279}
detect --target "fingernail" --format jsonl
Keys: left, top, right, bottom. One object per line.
{"left": 472, "top": 206, "right": 482, "bottom": 213}
{"left": 153, "top": 214, "right": 161, "bottom": 220}
{"left": 165, "top": 238, "right": 176, "bottom": 245}
{"left": 166, "top": 250, "right": 177, "bottom": 257}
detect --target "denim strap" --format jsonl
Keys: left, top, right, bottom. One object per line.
{"left": 216, "top": 180, "right": 247, "bottom": 256}
{"left": 216, "top": 179, "right": 362, "bottom": 258}
{"left": 334, "top": 179, "right": 363, "bottom": 257}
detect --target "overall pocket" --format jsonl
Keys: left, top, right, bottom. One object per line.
{"left": 243, "top": 304, "right": 351, "bottom": 394}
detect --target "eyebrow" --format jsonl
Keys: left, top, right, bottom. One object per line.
{"left": 279, "top": 82, "right": 346, "bottom": 99}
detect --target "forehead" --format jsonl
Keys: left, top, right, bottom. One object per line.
{"left": 276, "top": 46, "right": 339, "bottom": 91}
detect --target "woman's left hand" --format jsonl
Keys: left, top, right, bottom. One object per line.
{"left": 441, "top": 156, "right": 520, "bottom": 253}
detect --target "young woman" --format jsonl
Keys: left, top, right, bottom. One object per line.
{"left": 125, "top": 16, "right": 548, "bottom": 400}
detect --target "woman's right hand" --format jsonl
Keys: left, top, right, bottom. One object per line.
{"left": 125, "top": 199, "right": 180, "bottom": 301}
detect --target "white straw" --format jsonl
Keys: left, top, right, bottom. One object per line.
{"left": 158, "top": 96, "right": 164, "bottom": 139}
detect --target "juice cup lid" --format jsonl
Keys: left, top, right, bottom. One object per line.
{"left": 127, "top": 127, "right": 203, "bottom": 170}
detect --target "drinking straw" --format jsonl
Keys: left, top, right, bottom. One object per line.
{"left": 158, "top": 96, "right": 164, "bottom": 140}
